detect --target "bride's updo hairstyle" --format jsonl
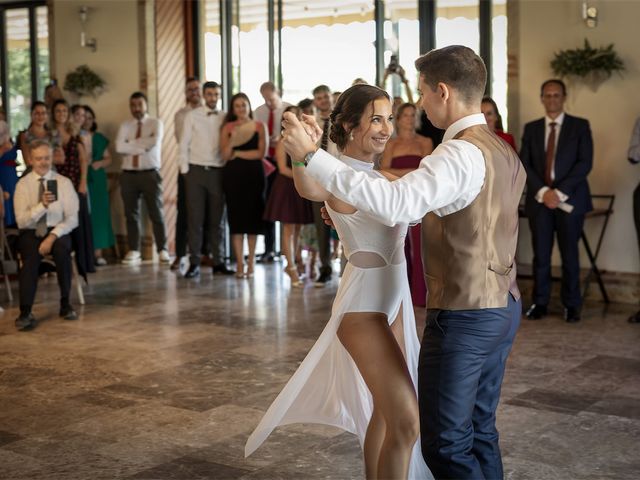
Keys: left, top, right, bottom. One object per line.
{"left": 329, "top": 84, "right": 390, "bottom": 150}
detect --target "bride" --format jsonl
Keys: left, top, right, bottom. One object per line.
{"left": 245, "top": 84, "right": 432, "bottom": 480}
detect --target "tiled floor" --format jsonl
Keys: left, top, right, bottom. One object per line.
{"left": 0, "top": 262, "right": 638, "bottom": 479}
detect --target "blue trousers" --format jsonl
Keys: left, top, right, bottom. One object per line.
{"left": 418, "top": 295, "right": 521, "bottom": 479}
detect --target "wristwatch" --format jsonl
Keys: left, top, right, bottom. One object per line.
{"left": 303, "top": 149, "right": 317, "bottom": 167}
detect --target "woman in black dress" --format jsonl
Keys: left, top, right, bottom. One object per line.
{"left": 220, "top": 93, "right": 268, "bottom": 278}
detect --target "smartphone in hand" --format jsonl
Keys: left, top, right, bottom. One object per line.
{"left": 46, "top": 179, "right": 58, "bottom": 202}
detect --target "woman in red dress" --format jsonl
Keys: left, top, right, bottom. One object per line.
{"left": 380, "top": 103, "right": 433, "bottom": 307}
{"left": 481, "top": 96, "right": 517, "bottom": 151}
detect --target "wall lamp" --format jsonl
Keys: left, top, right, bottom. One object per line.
{"left": 582, "top": 2, "right": 598, "bottom": 28}
{"left": 79, "top": 6, "right": 97, "bottom": 52}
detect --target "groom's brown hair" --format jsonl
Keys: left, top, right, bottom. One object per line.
{"left": 415, "top": 45, "right": 486, "bottom": 105}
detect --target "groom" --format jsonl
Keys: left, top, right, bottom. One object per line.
{"left": 283, "top": 45, "right": 526, "bottom": 479}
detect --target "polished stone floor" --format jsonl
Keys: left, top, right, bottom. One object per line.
{"left": 0, "top": 262, "right": 638, "bottom": 479}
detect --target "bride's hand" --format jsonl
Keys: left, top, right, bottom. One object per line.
{"left": 299, "top": 114, "right": 323, "bottom": 144}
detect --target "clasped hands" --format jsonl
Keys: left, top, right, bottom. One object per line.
{"left": 542, "top": 189, "right": 561, "bottom": 209}
{"left": 281, "top": 112, "right": 322, "bottom": 161}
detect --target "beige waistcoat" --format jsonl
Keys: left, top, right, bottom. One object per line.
{"left": 421, "top": 125, "right": 527, "bottom": 310}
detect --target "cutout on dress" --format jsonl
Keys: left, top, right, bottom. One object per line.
{"left": 349, "top": 251, "right": 387, "bottom": 268}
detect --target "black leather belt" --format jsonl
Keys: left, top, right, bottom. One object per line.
{"left": 190, "top": 164, "right": 222, "bottom": 170}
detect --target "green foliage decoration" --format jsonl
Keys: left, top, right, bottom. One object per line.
{"left": 551, "top": 39, "right": 625, "bottom": 79}
{"left": 63, "top": 64, "right": 106, "bottom": 98}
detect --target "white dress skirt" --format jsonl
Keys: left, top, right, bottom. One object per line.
{"left": 245, "top": 156, "right": 432, "bottom": 479}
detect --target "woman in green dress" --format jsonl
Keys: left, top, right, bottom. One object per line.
{"left": 83, "top": 106, "right": 115, "bottom": 265}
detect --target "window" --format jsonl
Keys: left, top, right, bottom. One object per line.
{"left": 0, "top": 2, "right": 49, "bottom": 139}
{"left": 280, "top": 2, "right": 376, "bottom": 104}
{"left": 436, "top": 0, "right": 480, "bottom": 53}
{"left": 201, "top": 0, "right": 222, "bottom": 84}
{"left": 382, "top": 1, "right": 419, "bottom": 103}
{"left": 491, "top": 0, "right": 508, "bottom": 130}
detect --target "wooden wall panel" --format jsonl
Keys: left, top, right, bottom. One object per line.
{"left": 155, "top": 0, "right": 186, "bottom": 255}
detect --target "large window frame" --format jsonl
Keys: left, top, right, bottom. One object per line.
{"left": 0, "top": 0, "right": 48, "bottom": 135}
{"left": 205, "top": 0, "right": 500, "bottom": 109}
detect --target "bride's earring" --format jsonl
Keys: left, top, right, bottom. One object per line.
{"left": 349, "top": 132, "right": 354, "bottom": 141}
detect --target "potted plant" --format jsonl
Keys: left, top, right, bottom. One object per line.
{"left": 63, "top": 64, "right": 106, "bottom": 98}
{"left": 550, "top": 39, "right": 625, "bottom": 90}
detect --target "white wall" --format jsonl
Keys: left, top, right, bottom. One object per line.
{"left": 512, "top": 0, "right": 640, "bottom": 274}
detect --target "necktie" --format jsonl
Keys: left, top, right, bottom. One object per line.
{"left": 267, "top": 108, "right": 275, "bottom": 157}
{"left": 36, "top": 177, "right": 47, "bottom": 237}
{"left": 207, "top": 110, "right": 218, "bottom": 116}
{"left": 132, "top": 120, "right": 142, "bottom": 169}
{"left": 320, "top": 118, "right": 330, "bottom": 151}
{"left": 544, "top": 121, "right": 557, "bottom": 186}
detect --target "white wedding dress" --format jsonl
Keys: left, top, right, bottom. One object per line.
{"left": 245, "top": 155, "right": 432, "bottom": 479}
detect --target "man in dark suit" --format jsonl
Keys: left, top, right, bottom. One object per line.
{"left": 520, "top": 79, "right": 593, "bottom": 323}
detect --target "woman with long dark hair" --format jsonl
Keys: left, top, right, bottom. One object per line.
{"left": 220, "top": 93, "right": 268, "bottom": 278}
{"left": 246, "top": 85, "right": 431, "bottom": 479}
{"left": 83, "top": 105, "right": 114, "bottom": 265}
{"left": 51, "top": 99, "right": 95, "bottom": 276}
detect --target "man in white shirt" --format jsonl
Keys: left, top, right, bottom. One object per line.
{"left": 310, "top": 84, "right": 337, "bottom": 287}
{"left": 172, "top": 77, "right": 202, "bottom": 270}
{"left": 179, "top": 81, "right": 233, "bottom": 278}
{"left": 283, "top": 46, "right": 526, "bottom": 479}
{"left": 253, "top": 81, "right": 291, "bottom": 263}
{"left": 116, "top": 91, "right": 170, "bottom": 265}
{"left": 13, "top": 139, "right": 80, "bottom": 331}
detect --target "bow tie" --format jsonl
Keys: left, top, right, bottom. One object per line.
{"left": 207, "top": 110, "right": 218, "bottom": 116}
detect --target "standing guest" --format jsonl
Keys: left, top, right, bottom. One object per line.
{"left": 254, "top": 81, "right": 291, "bottom": 263}
{"left": 13, "top": 140, "right": 79, "bottom": 331}
{"left": 311, "top": 84, "right": 337, "bottom": 287}
{"left": 220, "top": 93, "right": 268, "bottom": 279}
{"left": 83, "top": 105, "right": 115, "bottom": 266}
{"left": 380, "top": 102, "right": 433, "bottom": 307}
{"left": 628, "top": 116, "right": 640, "bottom": 323}
{"left": 18, "top": 101, "right": 64, "bottom": 169}
{"left": 51, "top": 99, "right": 95, "bottom": 277}
{"left": 115, "top": 91, "right": 170, "bottom": 265}
{"left": 71, "top": 104, "right": 91, "bottom": 153}
{"left": 263, "top": 106, "right": 314, "bottom": 287}
{"left": 521, "top": 79, "right": 593, "bottom": 323}
{"left": 0, "top": 120, "right": 19, "bottom": 226}
{"left": 172, "top": 77, "right": 202, "bottom": 271}
{"left": 297, "top": 98, "right": 314, "bottom": 117}
{"left": 179, "top": 81, "right": 234, "bottom": 278}
{"left": 481, "top": 96, "right": 517, "bottom": 150}
{"left": 44, "top": 80, "right": 65, "bottom": 110}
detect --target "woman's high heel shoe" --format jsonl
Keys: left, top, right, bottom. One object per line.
{"left": 285, "top": 266, "right": 304, "bottom": 288}
{"left": 235, "top": 265, "right": 246, "bottom": 279}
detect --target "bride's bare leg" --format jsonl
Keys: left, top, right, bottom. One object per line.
{"left": 364, "top": 407, "right": 385, "bottom": 478}
{"left": 338, "top": 312, "right": 419, "bottom": 480}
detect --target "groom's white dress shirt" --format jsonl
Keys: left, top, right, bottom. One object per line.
{"left": 306, "top": 113, "right": 488, "bottom": 226}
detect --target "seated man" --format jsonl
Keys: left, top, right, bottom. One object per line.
{"left": 13, "top": 139, "right": 79, "bottom": 331}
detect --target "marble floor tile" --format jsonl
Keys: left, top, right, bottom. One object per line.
{"left": 0, "top": 262, "right": 638, "bottom": 479}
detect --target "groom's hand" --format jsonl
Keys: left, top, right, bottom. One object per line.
{"left": 320, "top": 206, "right": 335, "bottom": 227}
{"left": 282, "top": 112, "right": 320, "bottom": 161}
